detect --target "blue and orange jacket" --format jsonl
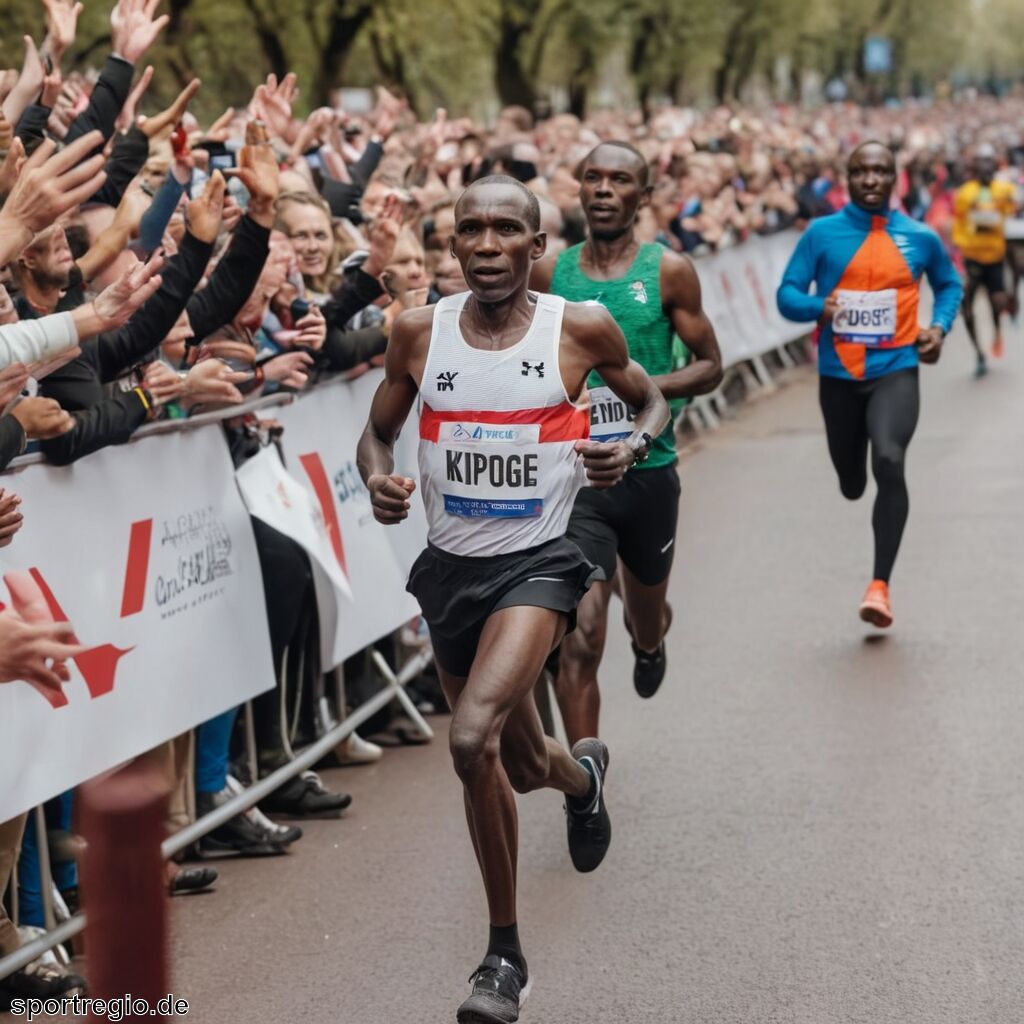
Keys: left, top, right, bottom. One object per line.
{"left": 777, "top": 204, "right": 963, "bottom": 381}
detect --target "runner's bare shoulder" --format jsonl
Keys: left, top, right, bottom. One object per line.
{"left": 388, "top": 305, "right": 438, "bottom": 355}
{"left": 560, "top": 299, "right": 627, "bottom": 359}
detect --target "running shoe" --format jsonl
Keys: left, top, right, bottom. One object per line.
{"left": 456, "top": 955, "right": 532, "bottom": 1024}
{"left": 993, "top": 334, "right": 1005, "bottom": 359}
{"left": 858, "top": 580, "right": 893, "bottom": 629}
{"left": 975, "top": 358, "right": 988, "bottom": 379}
{"left": 630, "top": 603, "right": 673, "bottom": 699}
{"left": 565, "top": 738, "right": 611, "bottom": 873}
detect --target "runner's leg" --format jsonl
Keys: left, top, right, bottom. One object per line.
{"left": 447, "top": 604, "right": 590, "bottom": 928}
{"left": 553, "top": 580, "right": 613, "bottom": 748}
{"left": 962, "top": 267, "right": 986, "bottom": 365}
{"left": 620, "top": 567, "right": 672, "bottom": 654}
{"left": 865, "top": 369, "right": 920, "bottom": 583}
{"left": 819, "top": 375, "right": 870, "bottom": 501}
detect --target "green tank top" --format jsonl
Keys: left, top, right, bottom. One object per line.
{"left": 551, "top": 242, "right": 677, "bottom": 470}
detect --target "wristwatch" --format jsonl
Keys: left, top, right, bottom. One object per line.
{"left": 630, "top": 432, "right": 654, "bottom": 464}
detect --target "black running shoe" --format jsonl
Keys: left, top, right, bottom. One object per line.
{"left": 565, "top": 738, "right": 611, "bottom": 873}
{"left": 456, "top": 955, "right": 531, "bottom": 1024}
{"left": 631, "top": 603, "right": 672, "bottom": 699}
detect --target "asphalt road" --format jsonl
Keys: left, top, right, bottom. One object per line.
{"left": 167, "top": 318, "right": 1024, "bottom": 1024}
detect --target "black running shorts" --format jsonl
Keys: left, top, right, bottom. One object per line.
{"left": 965, "top": 258, "right": 1007, "bottom": 296}
{"left": 406, "top": 536, "right": 601, "bottom": 678}
{"left": 566, "top": 465, "right": 681, "bottom": 587}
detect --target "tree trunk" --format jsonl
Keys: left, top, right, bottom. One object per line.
{"left": 629, "top": 14, "right": 655, "bottom": 119}
{"left": 714, "top": 9, "right": 749, "bottom": 102}
{"left": 494, "top": 15, "right": 537, "bottom": 109}
{"left": 310, "top": 3, "right": 375, "bottom": 106}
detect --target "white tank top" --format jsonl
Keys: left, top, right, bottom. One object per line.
{"left": 417, "top": 291, "right": 590, "bottom": 557}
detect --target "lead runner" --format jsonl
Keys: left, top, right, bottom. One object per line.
{"left": 357, "top": 175, "right": 669, "bottom": 1024}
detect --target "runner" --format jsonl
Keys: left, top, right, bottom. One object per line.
{"left": 357, "top": 174, "right": 669, "bottom": 1024}
{"left": 531, "top": 141, "right": 721, "bottom": 746}
{"left": 953, "top": 144, "right": 1018, "bottom": 374}
{"left": 777, "top": 142, "right": 963, "bottom": 628}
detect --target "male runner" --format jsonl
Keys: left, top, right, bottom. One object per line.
{"left": 777, "top": 142, "right": 962, "bottom": 628}
{"left": 531, "top": 141, "right": 721, "bottom": 745}
{"left": 357, "top": 175, "right": 669, "bottom": 1024}
{"left": 953, "top": 144, "right": 1018, "bottom": 374}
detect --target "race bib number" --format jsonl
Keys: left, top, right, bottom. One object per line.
{"left": 970, "top": 208, "right": 1002, "bottom": 231}
{"left": 588, "top": 386, "right": 635, "bottom": 442}
{"left": 439, "top": 421, "right": 543, "bottom": 518}
{"left": 833, "top": 289, "right": 897, "bottom": 346}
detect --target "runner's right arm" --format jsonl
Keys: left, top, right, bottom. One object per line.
{"left": 776, "top": 224, "right": 828, "bottom": 322}
{"left": 357, "top": 307, "right": 430, "bottom": 524}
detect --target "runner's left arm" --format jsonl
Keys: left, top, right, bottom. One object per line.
{"left": 923, "top": 230, "right": 964, "bottom": 338}
{"left": 570, "top": 303, "right": 669, "bottom": 488}
{"left": 655, "top": 251, "right": 723, "bottom": 399}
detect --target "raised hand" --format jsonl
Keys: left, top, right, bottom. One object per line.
{"left": 115, "top": 64, "right": 154, "bottom": 133}
{"left": 42, "top": 0, "right": 84, "bottom": 65}
{"left": 10, "top": 396, "right": 74, "bottom": 440}
{"left": 0, "top": 110, "right": 12, "bottom": 152}
{"left": 110, "top": 0, "right": 170, "bottom": 66}
{"left": 2, "top": 37, "right": 46, "bottom": 128}
{"left": 184, "top": 169, "right": 226, "bottom": 243}
{"left": 138, "top": 77, "right": 201, "bottom": 140}
{"left": 195, "top": 106, "right": 234, "bottom": 144}
{"left": 363, "top": 193, "right": 404, "bottom": 278}
{"left": 252, "top": 72, "right": 299, "bottom": 144}
{"left": 0, "top": 131, "right": 106, "bottom": 251}
{"left": 91, "top": 253, "right": 165, "bottom": 329}
{"left": 227, "top": 120, "right": 279, "bottom": 226}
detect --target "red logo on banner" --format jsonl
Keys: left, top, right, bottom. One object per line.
{"left": 298, "top": 452, "right": 348, "bottom": 575}
{"left": 2, "top": 518, "right": 153, "bottom": 707}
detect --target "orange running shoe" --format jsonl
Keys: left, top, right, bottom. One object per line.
{"left": 993, "top": 334, "right": 1005, "bottom": 359}
{"left": 859, "top": 580, "right": 893, "bottom": 629}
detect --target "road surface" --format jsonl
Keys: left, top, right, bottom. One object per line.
{"left": 169, "top": 319, "right": 1024, "bottom": 1024}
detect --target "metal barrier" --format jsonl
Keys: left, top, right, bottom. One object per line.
{"left": 0, "top": 643, "right": 435, "bottom": 980}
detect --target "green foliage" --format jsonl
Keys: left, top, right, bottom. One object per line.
{"left": 0, "top": 0, "right": 1017, "bottom": 121}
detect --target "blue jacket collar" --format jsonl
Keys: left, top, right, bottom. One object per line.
{"left": 843, "top": 202, "right": 893, "bottom": 229}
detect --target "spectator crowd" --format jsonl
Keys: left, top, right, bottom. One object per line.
{"left": 1, "top": 0, "right": 1023, "bottom": 1007}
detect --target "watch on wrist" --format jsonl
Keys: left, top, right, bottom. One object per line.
{"left": 631, "top": 432, "right": 653, "bottom": 464}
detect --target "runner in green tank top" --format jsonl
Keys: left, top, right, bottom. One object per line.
{"left": 532, "top": 141, "right": 722, "bottom": 744}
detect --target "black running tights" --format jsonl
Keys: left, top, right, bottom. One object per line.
{"left": 819, "top": 368, "right": 920, "bottom": 583}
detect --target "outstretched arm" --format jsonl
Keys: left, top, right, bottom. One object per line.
{"left": 659, "top": 251, "right": 722, "bottom": 398}
{"left": 356, "top": 308, "right": 428, "bottom": 523}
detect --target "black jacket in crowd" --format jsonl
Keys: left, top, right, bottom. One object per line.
{"left": 31, "top": 216, "right": 270, "bottom": 464}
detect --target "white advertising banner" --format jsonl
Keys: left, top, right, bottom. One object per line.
{"left": 694, "top": 231, "right": 807, "bottom": 367}
{"left": 274, "top": 370, "right": 424, "bottom": 666}
{"left": 0, "top": 426, "right": 275, "bottom": 822}
{"left": 235, "top": 444, "right": 353, "bottom": 670}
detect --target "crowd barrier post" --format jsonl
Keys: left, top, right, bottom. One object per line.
{"left": 370, "top": 648, "right": 434, "bottom": 742}
{"left": 32, "top": 807, "right": 56, "bottom": 936}
{"left": 79, "top": 761, "right": 168, "bottom": 1017}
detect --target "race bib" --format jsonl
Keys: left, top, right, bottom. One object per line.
{"left": 439, "top": 421, "right": 543, "bottom": 518}
{"left": 588, "top": 386, "right": 635, "bottom": 442}
{"left": 833, "top": 289, "right": 897, "bottom": 346}
{"left": 970, "top": 208, "right": 1002, "bottom": 231}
